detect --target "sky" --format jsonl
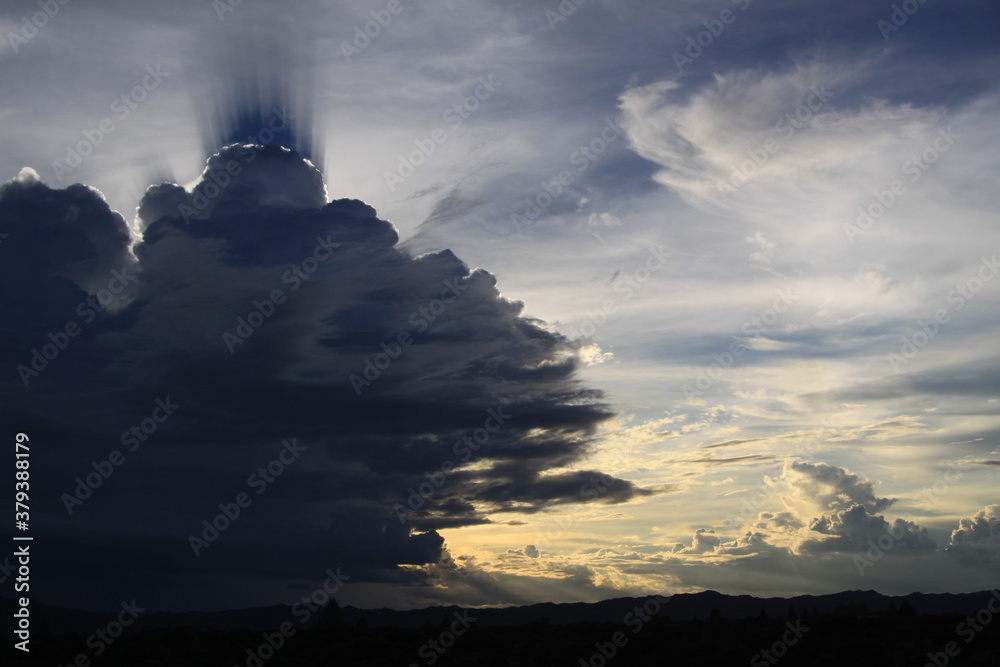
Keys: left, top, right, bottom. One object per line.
{"left": 0, "top": 0, "right": 998, "bottom": 613}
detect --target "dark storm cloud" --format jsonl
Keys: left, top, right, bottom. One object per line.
{"left": 471, "top": 469, "right": 655, "bottom": 512}
{"left": 0, "top": 147, "right": 652, "bottom": 610}
{"left": 0, "top": 169, "right": 137, "bottom": 390}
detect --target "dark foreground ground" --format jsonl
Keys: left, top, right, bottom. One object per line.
{"left": 6, "top": 611, "right": 1000, "bottom": 666}
{"left": 5, "top": 591, "right": 1000, "bottom": 666}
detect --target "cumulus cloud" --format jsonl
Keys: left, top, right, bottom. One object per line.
{"left": 682, "top": 528, "right": 722, "bottom": 554}
{"left": 656, "top": 461, "right": 945, "bottom": 582}
{"left": 0, "top": 170, "right": 136, "bottom": 325}
{"left": 800, "top": 505, "right": 935, "bottom": 554}
{"left": 709, "top": 460, "right": 936, "bottom": 559}
{"left": 760, "top": 460, "right": 934, "bottom": 556}
{"left": 753, "top": 511, "right": 804, "bottom": 533}
{"left": 948, "top": 504, "right": 1000, "bottom": 564}
{"left": 0, "top": 145, "right": 655, "bottom": 610}
{"left": 716, "top": 531, "right": 790, "bottom": 557}
{"left": 504, "top": 544, "right": 541, "bottom": 559}
{"left": 780, "top": 460, "right": 895, "bottom": 517}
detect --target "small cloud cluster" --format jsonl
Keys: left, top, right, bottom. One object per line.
{"left": 801, "top": 506, "right": 934, "bottom": 554}
{"left": 671, "top": 460, "right": 926, "bottom": 558}
{"left": 948, "top": 504, "right": 1000, "bottom": 564}
{"left": 781, "top": 460, "right": 894, "bottom": 516}
{"left": 682, "top": 528, "right": 721, "bottom": 554}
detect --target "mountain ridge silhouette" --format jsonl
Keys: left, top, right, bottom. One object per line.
{"left": 6, "top": 588, "right": 998, "bottom": 635}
